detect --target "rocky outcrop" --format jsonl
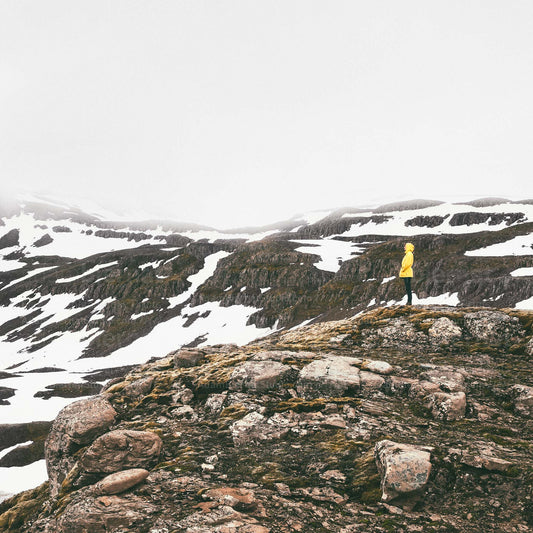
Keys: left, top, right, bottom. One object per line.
{"left": 32, "top": 233, "right": 53, "bottom": 247}
{"left": 463, "top": 310, "right": 523, "bottom": 343}
{"left": 405, "top": 215, "right": 447, "bottom": 228}
{"left": 45, "top": 396, "right": 117, "bottom": 496}
{"left": 3, "top": 306, "right": 533, "bottom": 533}
{"left": 449, "top": 212, "right": 525, "bottom": 226}
{"left": 0, "top": 229, "right": 19, "bottom": 249}
{"left": 428, "top": 317, "right": 463, "bottom": 345}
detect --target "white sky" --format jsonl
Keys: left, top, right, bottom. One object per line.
{"left": 1, "top": 1, "right": 533, "bottom": 228}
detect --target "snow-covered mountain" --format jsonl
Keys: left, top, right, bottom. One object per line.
{"left": 1, "top": 196, "right": 533, "bottom": 496}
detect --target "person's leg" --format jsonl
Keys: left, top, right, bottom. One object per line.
{"left": 404, "top": 277, "right": 412, "bottom": 305}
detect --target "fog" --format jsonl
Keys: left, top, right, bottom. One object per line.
{"left": 1, "top": 1, "right": 532, "bottom": 228}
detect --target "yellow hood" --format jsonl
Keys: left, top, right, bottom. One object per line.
{"left": 404, "top": 243, "right": 414, "bottom": 253}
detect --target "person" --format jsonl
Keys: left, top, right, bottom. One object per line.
{"left": 399, "top": 242, "right": 414, "bottom": 305}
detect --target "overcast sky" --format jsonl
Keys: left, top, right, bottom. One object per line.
{"left": 1, "top": 1, "right": 532, "bottom": 228}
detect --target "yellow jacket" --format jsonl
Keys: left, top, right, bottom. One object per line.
{"left": 399, "top": 243, "right": 414, "bottom": 278}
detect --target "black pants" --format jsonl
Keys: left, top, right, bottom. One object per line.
{"left": 403, "top": 277, "right": 412, "bottom": 304}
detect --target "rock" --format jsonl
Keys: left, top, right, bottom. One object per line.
{"left": 359, "top": 371, "right": 385, "bottom": 392}
{"left": 296, "top": 356, "right": 360, "bottom": 398}
{"left": 420, "top": 368, "right": 465, "bottom": 392}
{"left": 173, "top": 348, "right": 206, "bottom": 368}
{"left": 428, "top": 317, "right": 462, "bottom": 345}
{"left": 374, "top": 440, "right": 432, "bottom": 503}
{"left": 230, "top": 412, "right": 266, "bottom": 446}
{"left": 526, "top": 337, "right": 533, "bottom": 356}
{"left": 0, "top": 420, "right": 51, "bottom": 451}
{"left": 463, "top": 311, "right": 523, "bottom": 343}
{"left": 388, "top": 376, "right": 418, "bottom": 396}
{"left": 94, "top": 468, "right": 150, "bottom": 495}
{"left": 34, "top": 382, "right": 103, "bottom": 399}
{"left": 426, "top": 391, "right": 466, "bottom": 421}
{"left": 459, "top": 454, "right": 513, "bottom": 472}
{"left": 0, "top": 386, "right": 15, "bottom": 400}
{"left": 0, "top": 440, "right": 44, "bottom": 468}
{"left": 376, "top": 318, "right": 421, "bottom": 345}
{"left": 321, "top": 414, "right": 347, "bottom": 429}
{"left": 172, "top": 386, "right": 194, "bottom": 404}
{"left": 203, "top": 487, "right": 258, "bottom": 512}
{"left": 53, "top": 493, "right": 157, "bottom": 532}
{"left": 33, "top": 233, "right": 53, "bottom": 247}
{"left": 229, "top": 360, "right": 294, "bottom": 392}
{"left": 171, "top": 405, "right": 197, "bottom": 420}
{"left": 320, "top": 469, "right": 347, "bottom": 483}
{"left": 230, "top": 411, "right": 293, "bottom": 446}
{"left": 0, "top": 229, "right": 19, "bottom": 249}
{"left": 80, "top": 430, "right": 162, "bottom": 474}
{"left": 510, "top": 384, "right": 533, "bottom": 418}
{"left": 45, "top": 396, "right": 117, "bottom": 496}
{"left": 205, "top": 392, "right": 228, "bottom": 413}
{"left": 408, "top": 380, "right": 441, "bottom": 399}
{"left": 122, "top": 376, "right": 154, "bottom": 399}
{"left": 405, "top": 215, "right": 446, "bottom": 228}
{"left": 361, "top": 360, "right": 394, "bottom": 375}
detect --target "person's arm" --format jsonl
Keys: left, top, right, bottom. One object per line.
{"left": 400, "top": 253, "right": 413, "bottom": 275}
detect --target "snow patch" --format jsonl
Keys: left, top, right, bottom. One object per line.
{"left": 510, "top": 267, "right": 533, "bottom": 277}
{"left": 56, "top": 261, "right": 118, "bottom": 283}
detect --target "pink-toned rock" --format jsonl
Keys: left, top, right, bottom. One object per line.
{"left": 374, "top": 440, "right": 432, "bottom": 503}
{"left": 362, "top": 360, "right": 394, "bottom": 375}
{"left": 296, "top": 356, "right": 360, "bottom": 398}
{"left": 360, "top": 371, "right": 385, "bottom": 392}
{"left": 203, "top": 486, "right": 258, "bottom": 512}
{"left": 80, "top": 429, "right": 162, "bottom": 474}
{"left": 95, "top": 468, "right": 150, "bottom": 495}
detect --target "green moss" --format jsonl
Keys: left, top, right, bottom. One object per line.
{"left": 219, "top": 404, "right": 249, "bottom": 420}
{"left": 0, "top": 482, "right": 49, "bottom": 532}
{"left": 274, "top": 397, "right": 360, "bottom": 414}
{"left": 350, "top": 450, "right": 381, "bottom": 503}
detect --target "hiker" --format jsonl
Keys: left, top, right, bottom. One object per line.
{"left": 399, "top": 242, "right": 414, "bottom": 305}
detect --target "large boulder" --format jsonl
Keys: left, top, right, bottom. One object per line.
{"left": 463, "top": 311, "right": 523, "bottom": 343}
{"left": 374, "top": 440, "right": 432, "bottom": 504}
{"left": 80, "top": 430, "right": 162, "bottom": 474}
{"left": 296, "top": 356, "right": 360, "bottom": 398}
{"left": 229, "top": 360, "right": 294, "bottom": 392}
{"left": 428, "top": 317, "right": 462, "bottom": 345}
{"left": 45, "top": 396, "right": 117, "bottom": 496}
